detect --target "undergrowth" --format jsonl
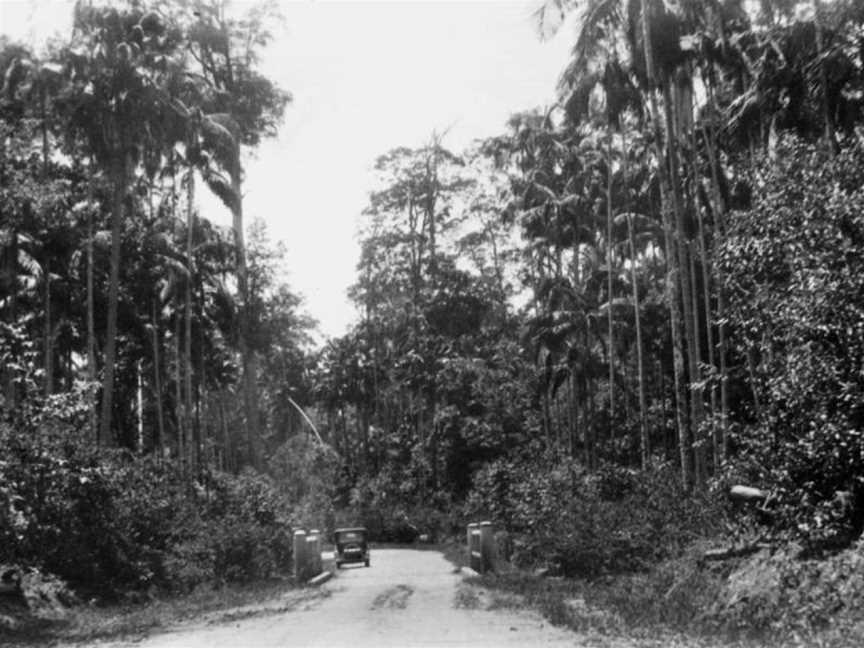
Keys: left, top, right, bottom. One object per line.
{"left": 1, "top": 425, "right": 297, "bottom": 599}
{"left": 1, "top": 578, "right": 329, "bottom": 647}
{"left": 469, "top": 540, "right": 864, "bottom": 648}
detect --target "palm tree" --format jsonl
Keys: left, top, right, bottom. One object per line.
{"left": 182, "top": 0, "right": 290, "bottom": 468}
{"left": 58, "top": 5, "right": 189, "bottom": 443}
{"left": 535, "top": 0, "right": 695, "bottom": 474}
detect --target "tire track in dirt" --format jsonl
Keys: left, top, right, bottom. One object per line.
{"left": 371, "top": 584, "right": 413, "bottom": 610}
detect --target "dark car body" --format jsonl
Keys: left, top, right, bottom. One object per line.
{"left": 334, "top": 527, "right": 369, "bottom": 568}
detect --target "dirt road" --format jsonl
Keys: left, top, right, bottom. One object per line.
{"left": 108, "top": 548, "right": 579, "bottom": 647}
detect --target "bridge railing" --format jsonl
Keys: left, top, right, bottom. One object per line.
{"left": 466, "top": 521, "right": 494, "bottom": 573}
{"left": 293, "top": 528, "right": 323, "bottom": 582}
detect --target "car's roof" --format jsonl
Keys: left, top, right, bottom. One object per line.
{"left": 334, "top": 527, "right": 367, "bottom": 532}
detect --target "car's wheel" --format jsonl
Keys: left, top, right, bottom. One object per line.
{"left": 335, "top": 561, "right": 341, "bottom": 569}
{"left": 364, "top": 559, "right": 370, "bottom": 567}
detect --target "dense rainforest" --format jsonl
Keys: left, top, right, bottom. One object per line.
{"left": 3, "top": 0, "right": 864, "bottom": 643}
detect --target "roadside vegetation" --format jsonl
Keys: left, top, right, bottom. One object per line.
{"left": 2, "top": 578, "right": 330, "bottom": 647}
{"left": 3, "top": 0, "right": 864, "bottom": 646}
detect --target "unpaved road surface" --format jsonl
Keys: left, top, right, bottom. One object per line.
{"left": 108, "top": 548, "right": 579, "bottom": 647}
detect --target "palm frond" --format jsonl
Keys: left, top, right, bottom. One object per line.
{"left": 17, "top": 249, "right": 42, "bottom": 279}
{"left": 532, "top": 0, "right": 570, "bottom": 41}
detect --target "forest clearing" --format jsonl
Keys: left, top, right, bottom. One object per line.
{"left": 3, "top": 0, "right": 864, "bottom": 646}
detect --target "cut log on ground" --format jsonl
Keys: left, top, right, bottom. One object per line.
{"left": 729, "top": 485, "right": 768, "bottom": 502}
{"left": 703, "top": 543, "right": 772, "bottom": 562}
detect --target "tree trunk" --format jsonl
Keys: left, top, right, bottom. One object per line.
{"left": 41, "top": 90, "right": 53, "bottom": 397}
{"left": 584, "top": 326, "right": 596, "bottom": 469}
{"left": 426, "top": 138, "right": 440, "bottom": 283}
{"left": 486, "top": 220, "right": 506, "bottom": 302}
{"left": 136, "top": 359, "right": 144, "bottom": 453}
{"left": 195, "top": 382, "right": 202, "bottom": 469}
{"left": 627, "top": 213, "right": 649, "bottom": 469}
{"left": 197, "top": 282, "right": 207, "bottom": 469}
{"left": 747, "top": 347, "right": 764, "bottom": 422}
{"left": 219, "top": 398, "right": 230, "bottom": 472}
{"left": 717, "top": 289, "right": 729, "bottom": 457}
{"left": 151, "top": 299, "right": 166, "bottom": 461}
{"left": 814, "top": 0, "right": 838, "bottom": 154}
{"left": 553, "top": 389, "right": 563, "bottom": 458}
{"left": 87, "top": 199, "right": 97, "bottom": 443}
{"left": 185, "top": 169, "right": 195, "bottom": 470}
{"left": 542, "top": 386, "right": 552, "bottom": 446}
{"left": 41, "top": 88, "right": 49, "bottom": 178}
{"left": 587, "top": 375, "right": 597, "bottom": 469}
{"left": 688, "top": 235, "right": 705, "bottom": 477}
{"left": 687, "top": 96, "right": 717, "bottom": 445}
{"left": 640, "top": 0, "right": 691, "bottom": 489}
{"left": 175, "top": 309, "right": 185, "bottom": 468}
{"left": 99, "top": 153, "right": 129, "bottom": 445}
{"left": 693, "top": 171, "right": 718, "bottom": 470}
{"left": 230, "top": 161, "right": 260, "bottom": 470}
{"left": 622, "top": 128, "right": 649, "bottom": 469}
{"left": 702, "top": 109, "right": 730, "bottom": 461}
{"left": 664, "top": 81, "right": 703, "bottom": 486}
{"left": 606, "top": 130, "right": 616, "bottom": 434}
{"left": 568, "top": 372, "right": 577, "bottom": 457}
{"left": 43, "top": 260, "right": 53, "bottom": 396}
{"left": 1, "top": 136, "right": 15, "bottom": 408}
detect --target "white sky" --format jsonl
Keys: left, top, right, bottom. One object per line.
{"left": 0, "top": 0, "right": 572, "bottom": 341}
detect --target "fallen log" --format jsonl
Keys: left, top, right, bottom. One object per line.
{"left": 703, "top": 543, "right": 771, "bottom": 562}
{"left": 729, "top": 485, "right": 768, "bottom": 502}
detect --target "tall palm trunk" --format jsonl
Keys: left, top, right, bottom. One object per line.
{"left": 631, "top": 257, "right": 649, "bottom": 467}
{"left": 814, "top": 0, "right": 838, "bottom": 154}
{"left": 219, "top": 398, "right": 229, "bottom": 472}
{"left": 702, "top": 98, "right": 730, "bottom": 460}
{"left": 664, "top": 81, "right": 704, "bottom": 485}
{"left": 696, "top": 204, "right": 717, "bottom": 459}
{"left": 230, "top": 160, "right": 260, "bottom": 469}
{"left": 425, "top": 144, "right": 439, "bottom": 282}
{"left": 175, "top": 310, "right": 185, "bottom": 467}
{"left": 87, "top": 201, "right": 97, "bottom": 442}
{"left": 1, "top": 135, "right": 16, "bottom": 408}
{"left": 2, "top": 231, "right": 17, "bottom": 407}
{"left": 606, "top": 130, "right": 616, "bottom": 432}
{"left": 640, "top": 0, "right": 691, "bottom": 488}
{"left": 567, "top": 372, "right": 577, "bottom": 457}
{"left": 717, "top": 289, "right": 729, "bottom": 454}
{"left": 151, "top": 299, "right": 166, "bottom": 461}
{"left": 627, "top": 223, "right": 649, "bottom": 468}
{"left": 185, "top": 169, "right": 195, "bottom": 470}
{"left": 571, "top": 229, "right": 583, "bottom": 462}
{"left": 136, "top": 359, "right": 144, "bottom": 453}
{"left": 43, "top": 260, "right": 53, "bottom": 395}
{"left": 690, "top": 111, "right": 719, "bottom": 470}
{"left": 41, "top": 90, "right": 53, "bottom": 397}
{"left": 99, "top": 152, "right": 130, "bottom": 445}
{"left": 197, "top": 281, "right": 207, "bottom": 468}
{"left": 621, "top": 127, "right": 649, "bottom": 469}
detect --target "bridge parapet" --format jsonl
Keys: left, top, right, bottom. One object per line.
{"left": 466, "top": 521, "right": 494, "bottom": 573}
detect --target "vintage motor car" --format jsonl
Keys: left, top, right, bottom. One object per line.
{"left": 334, "top": 527, "right": 370, "bottom": 568}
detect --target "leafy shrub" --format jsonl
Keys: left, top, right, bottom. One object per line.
{"left": 466, "top": 456, "right": 724, "bottom": 577}
{"left": 334, "top": 471, "right": 452, "bottom": 543}
{"left": 719, "top": 137, "right": 864, "bottom": 546}
{"left": 0, "top": 412, "right": 296, "bottom": 597}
